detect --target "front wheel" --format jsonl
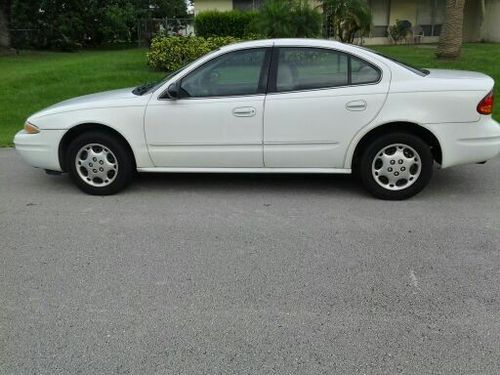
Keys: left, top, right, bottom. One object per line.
{"left": 359, "top": 133, "right": 433, "bottom": 200}
{"left": 67, "top": 132, "right": 134, "bottom": 195}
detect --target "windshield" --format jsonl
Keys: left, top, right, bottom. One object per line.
{"left": 132, "top": 70, "right": 180, "bottom": 96}
{"left": 359, "top": 46, "right": 430, "bottom": 77}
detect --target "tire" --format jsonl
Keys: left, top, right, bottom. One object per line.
{"left": 359, "top": 133, "right": 433, "bottom": 200}
{"left": 66, "top": 132, "right": 134, "bottom": 195}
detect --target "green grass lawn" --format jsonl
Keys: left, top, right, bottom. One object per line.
{"left": 1, "top": 43, "right": 499, "bottom": 146}
{"left": 0, "top": 49, "right": 163, "bottom": 146}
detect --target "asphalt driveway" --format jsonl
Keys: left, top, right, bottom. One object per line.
{"left": 1, "top": 148, "right": 499, "bottom": 374}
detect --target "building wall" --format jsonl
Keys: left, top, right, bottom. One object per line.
{"left": 357, "top": 36, "right": 440, "bottom": 46}
{"left": 389, "top": 0, "right": 418, "bottom": 25}
{"left": 483, "top": 0, "right": 500, "bottom": 42}
{"left": 194, "top": 0, "right": 233, "bottom": 15}
{"left": 463, "top": 0, "right": 481, "bottom": 42}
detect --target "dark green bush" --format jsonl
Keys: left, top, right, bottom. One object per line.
{"left": 389, "top": 20, "right": 411, "bottom": 44}
{"left": 194, "top": 10, "right": 258, "bottom": 38}
{"left": 7, "top": 0, "right": 189, "bottom": 51}
{"left": 147, "top": 36, "right": 240, "bottom": 72}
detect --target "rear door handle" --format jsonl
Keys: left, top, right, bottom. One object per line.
{"left": 232, "top": 106, "right": 256, "bottom": 117}
{"left": 346, "top": 100, "right": 367, "bottom": 111}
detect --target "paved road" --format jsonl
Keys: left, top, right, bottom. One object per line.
{"left": 1, "top": 148, "right": 499, "bottom": 374}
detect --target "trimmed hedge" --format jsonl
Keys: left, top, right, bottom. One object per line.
{"left": 194, "top": 10, "right": 258, "bottom": 38}
{"left": 147, "top": 36, "right": 240, "bottom": 72}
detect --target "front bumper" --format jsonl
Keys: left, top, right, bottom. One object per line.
{"left": 427, "top": 117, "right": 500, "bottom": 168}
{"left": 14, "top": 129, "right": 66, "bottom": 172}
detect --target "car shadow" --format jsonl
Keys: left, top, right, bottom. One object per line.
{"left": 131, "top": 172, "right": 365, "bottom": 196}
{"left": 38, "top": 163, "right": 495, "bottom": 200}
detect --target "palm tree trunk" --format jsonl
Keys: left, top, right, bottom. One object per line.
{"left": 436, "top": 0, "right": 466, "bottom": 59}
{"left": 322, "top": 3, "right": 329, "bottom": 38}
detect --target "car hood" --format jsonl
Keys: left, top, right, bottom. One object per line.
{"left": 29, "top": 88, "right": 145, "bottom": 119}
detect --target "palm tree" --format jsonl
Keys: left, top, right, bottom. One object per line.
{"left": 436, "top": 0, "right": 466, "bottom": 58}
{"left": 255, "top": 0, "right": 322, "bottom": 38}
{"left": 320, "top": 0, "right": 372, "bottom": 43}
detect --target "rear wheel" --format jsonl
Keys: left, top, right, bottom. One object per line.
{"left": 359, "top": 133, "right": 433, "bottom": 200}
{"left": 67, "top": 132, "right": 134, "bottom": 195}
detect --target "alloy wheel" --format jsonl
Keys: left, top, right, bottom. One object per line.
{"left": 371, "top": 143, "right": 422, "bottom": 191}
{"left": 75, "top": 143, "right": 119, "bottom": 187}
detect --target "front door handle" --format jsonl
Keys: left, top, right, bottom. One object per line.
{"left": 346, "top": 100, "right": 367, "bottom": 111}
{"left": 232, "top": 106, "right": 256, "bottom": 117}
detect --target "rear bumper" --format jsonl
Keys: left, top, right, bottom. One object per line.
{"left": 14, "top": 129, "right": 66, "bottom": 172}
{"left": 427, "top": 117, "right": 500, "bottom": 168}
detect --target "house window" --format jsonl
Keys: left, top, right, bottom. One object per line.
{"left": 233, "top": 0, "right": 261, "bottom": 11}
{"left": 369, "top": 0, "right": 390, "bottom": 37}
{"left": 417, "top": 0, "right": 446, "bottom": 36}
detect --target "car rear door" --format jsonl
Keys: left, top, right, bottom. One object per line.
{"left": 263, "top": 46, "right": 390, "bottom": 168}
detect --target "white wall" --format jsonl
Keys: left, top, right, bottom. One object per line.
{"left": 355, "top": 36, "right": 440, "bottom": 45}
{"left": 483, "top": 0, "right": 500, "bottom": 42}
{"left": 194, "top": 0, "right": 233, "bottom": 15}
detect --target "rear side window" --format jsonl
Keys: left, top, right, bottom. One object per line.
{"left": 276, "top": 48, "right": 349, "bottom": 92}
{"left": 275, "top": 47, "right": 381, "bottom": 93}
{"left": 351, "top": 56, "right": 381, "bottom": 84}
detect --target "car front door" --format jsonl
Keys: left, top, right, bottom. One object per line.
{"left": 145, "top": 48, "right": 271, "bottom": 168}
{"left": 263, "top": 47, "right": 390, "bottom": 168}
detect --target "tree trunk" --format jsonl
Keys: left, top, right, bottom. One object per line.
{"left": 0, "top": 8, "right": 10, "bottom": 49}
{"left": 436, "top": 0, "right": 466, "bottom": 59}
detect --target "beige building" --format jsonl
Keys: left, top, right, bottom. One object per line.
{"left": 194, "top": 0, "right": 500, "bottom": 44}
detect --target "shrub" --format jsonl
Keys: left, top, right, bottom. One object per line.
{"left": 388, "top": 20, "right": 411, "bottom": 44}
{"left": 194, "top": 10, "right": 258, "bottom": 38}
{"left": 255, "top": 0, "right": 322, "bottom": 38}
{"left": 147, "top": 36, "right": 240, "bottom": 72}
{"left": 52, "top": 35, "right": 82, "bottom": 52}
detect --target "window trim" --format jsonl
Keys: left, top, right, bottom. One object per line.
{"left": 159, "top": 47, "right": 272, "bottom": 100}
{"left": 268, "top": 46, "right": 383, "bottom": 95}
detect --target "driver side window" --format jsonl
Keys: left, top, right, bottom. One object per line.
{"left": 180, "top": 48, "right": 268, "bottom": 98}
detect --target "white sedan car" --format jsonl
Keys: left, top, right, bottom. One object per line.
{"left": 14, "top": 39, "right": 500, "bottom": 199}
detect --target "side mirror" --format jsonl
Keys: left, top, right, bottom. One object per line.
{"left": 165, "top": 82, "right": 180, "bottom": 100}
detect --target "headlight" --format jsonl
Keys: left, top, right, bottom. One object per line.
{"left": 24, "top": 122, "right": 40, "bottom": 134}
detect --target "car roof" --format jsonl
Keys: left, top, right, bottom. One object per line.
{"left": 219, "top": 38, "right": 382, "bottom": 63}
{"left": 220, "top": 38, "right": 346, "bottom": 51}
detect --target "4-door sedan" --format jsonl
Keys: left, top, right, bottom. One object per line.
{"left": 14, "top": 39, "right": 500, "bottom": 199}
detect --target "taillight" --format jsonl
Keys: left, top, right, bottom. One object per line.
{"left": 477, "top": 90, "right": 494, "bottom": 115}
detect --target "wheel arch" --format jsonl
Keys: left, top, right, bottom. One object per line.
{"left": 58, "top": 123, "right": 137, "bottom": 172}
{"left": 350, "top": 122, "right": 442, "bottom": 171}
